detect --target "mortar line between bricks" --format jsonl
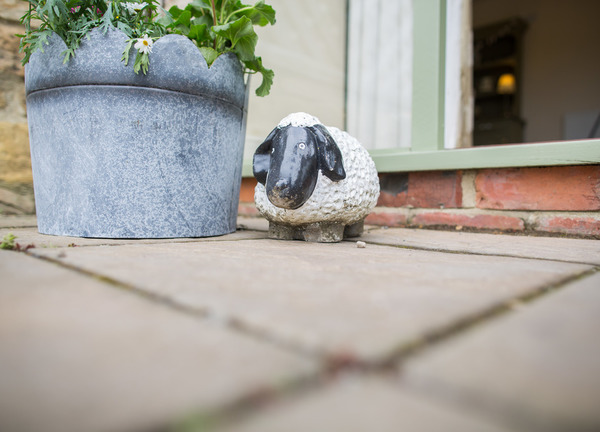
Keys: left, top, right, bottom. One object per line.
{"left": 347, "top": 238, "right": 600, "bottom": 267}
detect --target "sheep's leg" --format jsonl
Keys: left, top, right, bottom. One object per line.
{"left": 268, "top": 222, "right": 303, "bottom": 240}
{"left": 268, "top": 221, "right": 346, "bottom": 242}
{"left": 302, "top": 222, "right": 344, "bottom": 243}
{"left": 344, "top": 219, "right": 365, "bottom": 238}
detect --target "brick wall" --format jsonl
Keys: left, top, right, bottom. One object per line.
{"left": 239, "top": 165, "right": 600, "bottom": 238}
{"left": 0, "top": 0, "right": 35, "bottom": 215}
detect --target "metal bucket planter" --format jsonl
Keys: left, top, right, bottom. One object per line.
{"left": 25, "top": 28, "right": 248, "bottom": 238}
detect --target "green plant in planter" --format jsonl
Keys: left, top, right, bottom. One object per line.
{"left": 160, "top": 0, "right": 275, "bottom": 96}
{"left": 18, "top": 0, "right": 275, "bottom": 96}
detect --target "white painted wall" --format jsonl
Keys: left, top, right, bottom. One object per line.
{"left": 244, "top": 0, "right": 347, "bottom": 160}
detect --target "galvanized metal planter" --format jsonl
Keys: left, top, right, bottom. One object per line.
{"left": 25, "top": 28, "right": 248, "bottom": 238}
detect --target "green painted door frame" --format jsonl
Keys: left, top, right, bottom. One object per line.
{"left": 371, "top": 0, "right": 600, "bottom": 172}
{"left": 411, "top": 0, "right": 446, "bottom": 153}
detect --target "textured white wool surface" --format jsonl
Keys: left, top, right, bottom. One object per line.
{"left": 255, "top": 116, "right": 380, "bottom": 226}
{"left": 277, "top": 112, "right": 321, "bottom": 128}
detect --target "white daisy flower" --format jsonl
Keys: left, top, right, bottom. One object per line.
{"left": 133, "top": 2, "right": 148, "bottom": 11}
{"left": 134, "top": 35, "right": 153, "bottom": 54}
{"left": 123, "top": 2, "right": 136, "bottom": 13}
{"left": 124, "top": 2, "right": 147, "bottom": 14}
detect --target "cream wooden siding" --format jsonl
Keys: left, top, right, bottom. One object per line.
{"left": 346, "top": 0, "right": 413, "bottom": 150}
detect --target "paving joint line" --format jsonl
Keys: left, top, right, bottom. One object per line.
{"left": 18, "top": 251, "right": 347, "bottom": 432}
{"left": 385, "top": 267, "right": 599, "bottom": 370}
{"left": 23, "top": 248, "right": 327, "bottom": 363}
{"left": 15, "top": 248, "right": 599, "bottom": 430}
{"left": 22, "top": 241, "right": 599, "bottom": 372}
{"left": 0, "top": 230, "right": 269, "bottom": 250}
{"left": 17, "top": 249, "right": 600, "bottom": 430}
{"left": 19, "top": 246, "right": 397, "bottom": 381}
{"left": 24, "top": 238, "right": 599, "bottom": 373}
{"left": 346, "top": 238, "right": 600, "bottom": 266}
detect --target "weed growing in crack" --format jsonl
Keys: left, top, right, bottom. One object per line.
{"left": 0, "top": 233, "right": 35, "bottom": 251}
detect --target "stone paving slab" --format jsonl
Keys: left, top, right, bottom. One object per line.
{"left": 0, "top": 225, "right": 267, "bottom": 248}
{"left": 0, "top": 250, "right": 317, "bottom": 432}
{"left": 30, "top": 239, "right": 592, "bottom": 363}
{"left": 0, "top": 215, "right": 37, "bottom": 228}
{"left": 400, "top": 272, "right": 600, "bottom": 432}
{"left": 219, "top": 376, "right": 514, "bottom": 432}
{"left": 237, "top": 217, "right": 269, "bottom": 232}
{"left": 359, "top": 227, "right": 600, "bottom": 265}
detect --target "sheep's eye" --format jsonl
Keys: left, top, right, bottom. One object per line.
{"left": 271, "top": 148, "right": 275, "bottom": 154}
{"left": 298, "top": 142, "right": 306, "bottom": 150}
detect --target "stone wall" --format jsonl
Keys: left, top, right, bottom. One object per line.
{"left": 0, "top": 0, "right": 34, "bottom": 214}
{"left": 239, "top": 165, "right": 600, "bottom": 238}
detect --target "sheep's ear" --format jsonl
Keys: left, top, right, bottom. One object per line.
{"left": 310, "top": 124, "right": 346, "bottom": 181}
{"left": 253, "top": 127, "right": 278, "bottom": 185}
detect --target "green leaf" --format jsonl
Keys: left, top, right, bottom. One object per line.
{"left": 121, "top": 39, "right": 135, "bottom": 66}
{"left": 133, "top": 51, "right": 150, "bottom": 74}
{"left": 199, "top": 46, "right": 220, "bottom": 66}
{"left": 0, "top": 233, "right": 16, "bottom": 250}
{"left": 116, "top": 21, "right": 133, "bottom": 37}
{"left": 156, "top": 13, "right": 174, "bottom": 27}
{"left": 242, "top": 1, "right": 276, "bottom": 26}
{"left": 213, "top": 16, "right": 257, "bottom": 61}
{"left": 39, "top": 0, "right": 69, "bottom": 25}
{"left": 170, "top": 9, "right": 192, "bottom": 35}
{"left": 244, "top": 56, "right": 273, "bottom": 97}
{"left": 98, "top": 2, "right": 115, "bottom": 33}
{"left": 254, "top": 66, "right": 273, "bottom": 97}
{"left": 187, "top": 0, "right": 213, "bottom": 14}
{"left": 61, "top": 47, "right": 76, "bottom": 63}
{"left": 168, "top": 5, "right": 184, "bottom": 20}
{"left": 192, "top": 15, "right": 213, "bottom": 29}
{"left": 33, "top": 30, "right": 51, "bottom": 52}
{"left": 188, "top": 23, "right": 209, "bottom": 44}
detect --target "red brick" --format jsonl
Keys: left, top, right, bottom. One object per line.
{"left": 536, "top": 216, "right": 600, "bottom": 237}
{"left": 365, "top": 210, "right": 408, "bottom": 227}
{"left": 412, "top": 211, "right": 525, "bottom": 231}
{"left": 237, "top": 203, "right": 259, "bottom": 217}
{"left": 239, "top": 177, "right": 258, "bottom": 203}
{"left": 476, "top": 166, "right": 600, "bottom": 211}
{"left": 378, "top": 171, "right": 462, "bottom": 208}
{"left": 377, "top": 173, "right": 409, "bottom": 207}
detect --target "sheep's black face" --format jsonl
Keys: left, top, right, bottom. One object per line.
{"left": 265, "top": 127, "right": 319, "bottom": 209}
{"left": 253, "top": 124, "right": 346, "bottom": 210}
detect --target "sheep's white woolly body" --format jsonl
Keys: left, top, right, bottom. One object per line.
{"left": 254, "top": 113, "right": 380, "bottom": 227}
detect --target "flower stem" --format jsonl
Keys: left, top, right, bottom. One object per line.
{"left": 210, "top": 0, "right": 218, "bottom": 49}
{"left": 224, "top": 6, "right": 253, "bottom": 23}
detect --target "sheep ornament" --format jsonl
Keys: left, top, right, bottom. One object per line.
{"left": 253, "top": 112, "right": 380, "bottom": 242}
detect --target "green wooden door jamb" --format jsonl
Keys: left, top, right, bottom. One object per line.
{"left": 370, "top": 139, "right": 600, "bottom": 172}
{"left": 411, "top": 0, "right": 446, "bottom": 152}
{"left": 370, "top": 0, "right": 600, "bottom": 173}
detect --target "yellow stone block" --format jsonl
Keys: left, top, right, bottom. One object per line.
{"left": 0, "top": 121, "right": 32, "bottom": 185}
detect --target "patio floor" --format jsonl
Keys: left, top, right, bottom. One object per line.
{"left": 1, "top": 215, "right": 599, "bottom": 432}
